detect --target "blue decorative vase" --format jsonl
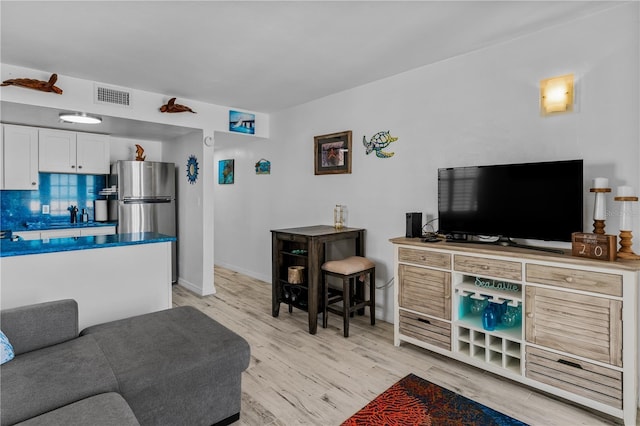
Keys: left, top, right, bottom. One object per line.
{"left": 482, "top": 303, "right": 497, "bottom": 331}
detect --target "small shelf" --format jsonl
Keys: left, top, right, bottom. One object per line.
{"left": 456, "top": 325, "right": 522, "bottom": 375}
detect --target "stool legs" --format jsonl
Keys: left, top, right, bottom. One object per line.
{"left": 370, "top": 269, "right": 375, "bottom": 326}
{"left": 342, "top": 277, "right": 350, "bottom": 337}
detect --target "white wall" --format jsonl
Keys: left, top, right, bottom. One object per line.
{"left": 1, "top": 63, "right": 269, "bottom": 297}
{"left": 214, "top": 4, "right": 640, "bottom": 322}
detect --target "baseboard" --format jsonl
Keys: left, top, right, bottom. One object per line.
{"left": 177, "top": 278, "right": 210, "bottom": 296}
{"left": 214, "top": 261, "right": 270, "bottom": 283}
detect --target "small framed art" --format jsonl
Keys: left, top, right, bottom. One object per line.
{"left": 219, "top": 159, "right": 235, "bottom": 184}
{"left": 314, "top": 130, "right": 352, "bottom": 175}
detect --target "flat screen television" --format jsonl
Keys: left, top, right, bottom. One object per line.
{"left": 437, "top": 159, "right": 583, "bottom": 249}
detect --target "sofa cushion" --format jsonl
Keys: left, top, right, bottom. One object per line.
{"left": 15, "top": 393, "right": 140, "bottom": 426}
{"left": 0, "top": 335, "right": 119, "bottom": 426}
{"left": 81, "top": 306, "right": 251, "bottom": 426}
{"left": 1, "top": 299, "right": 78, "bottom": 355}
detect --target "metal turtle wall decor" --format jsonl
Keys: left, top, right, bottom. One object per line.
{"left": 1, "top": 73, "right": 63, "bottom": 94}
{"left": 363, "top": 131, "right": 398, "bottom": 158}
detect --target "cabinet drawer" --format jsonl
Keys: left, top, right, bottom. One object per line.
{"left": 454, "top": 255, "right": 522, "bottom": 281}
{"left": 399, "top": 264, "right": 451, "bottom": 320}
{"left": 525, "top": 286, "right": 622, "bottom": 367}
{"left": 526, "top": 346, "right": 622, "bottom": 409}
{"left": 399, "top": 310, "right": 451, "bottom": 350}
{"left": 526, "top": 264, "right": 622, "bottom": 297}
{"left": 398, "top": 247, "right": 451, "bottom": 269}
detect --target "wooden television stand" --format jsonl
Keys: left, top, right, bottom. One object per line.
{"left": 390, "top": 237, "right": 640, "bottom": 425}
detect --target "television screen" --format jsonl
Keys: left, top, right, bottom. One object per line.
{"left": 438, "top": 159, "right": 583, "bottom": 242}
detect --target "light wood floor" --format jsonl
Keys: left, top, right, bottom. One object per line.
{"left": 172, "top": 266, "right": 628, "bottom": 426}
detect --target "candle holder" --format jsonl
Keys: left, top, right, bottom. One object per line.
{"left": 614, "top": 193, "right": 640, "bottom": 260}
{"left": 590, "top": 187, "right": 611, "bottom": 234}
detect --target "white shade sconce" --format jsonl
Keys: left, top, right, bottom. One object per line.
{"left": 59, "top": 112, "right": 102, "bottom": 124}
{"left": 540, "top": 74, "right": 574, "bottom": 116}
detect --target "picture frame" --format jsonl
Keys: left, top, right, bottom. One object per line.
{"left": 314, "top": 130, "right": 352, "bottom": 175}
{"left": 229, "top": 110, "right": 255, "bottom": 135}
{"left": 218, "top": 159, "right": 234, "bottom": 184}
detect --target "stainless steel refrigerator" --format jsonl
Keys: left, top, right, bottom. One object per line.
{"left": 111, "top": 160, "right": 177, "bottom": 282}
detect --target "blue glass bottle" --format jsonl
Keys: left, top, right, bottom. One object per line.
{"left": 482, "top": 303, "right": 497, "bottom": 331}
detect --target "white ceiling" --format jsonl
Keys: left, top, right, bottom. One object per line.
{"left": 0, "top": 1, "right": 622, "bottom": 114}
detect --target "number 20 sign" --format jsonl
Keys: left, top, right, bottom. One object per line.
{"left": 571, "top": 232, "right": 617, "bottom": 262}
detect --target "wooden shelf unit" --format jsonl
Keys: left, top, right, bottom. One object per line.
{"left": 391, "top": 238, "right": 640, "bottom": 425}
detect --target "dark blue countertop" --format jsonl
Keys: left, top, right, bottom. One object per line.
{"left": 13, "top": 221, "right": 118, "bottom": 232}
{"left": 0, "top": 232, "right": 175, "bottom": 258}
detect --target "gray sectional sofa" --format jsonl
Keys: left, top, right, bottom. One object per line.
{"left": 0, "top": 299, "right": 251, "bottom": 426}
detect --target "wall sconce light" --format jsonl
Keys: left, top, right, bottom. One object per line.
{"left": 59, "top": 112, "right": 102, "bottom": 124}
{"left": 540, "top": 73, "right": 574, "bottom": 116}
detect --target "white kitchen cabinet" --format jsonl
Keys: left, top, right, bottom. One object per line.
{"left": 12, "top": 230, "right": 41, "bottom": 241}
{"left": 40, "top": 229, "right": 81, "bottom": 239}
{"left": 14, "top": 226, "right": 115, "bottom": 241}
{"left": 1, "top": 124, "right": 39, "bottom": 190}
{"left": 39, "top": 129, "right": 109, "bottom": 174}
{"left": 80, "top": 226, "right": 116, "bottom": 236}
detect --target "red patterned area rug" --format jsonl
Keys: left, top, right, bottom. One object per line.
{"left": 342, "top": 374, "right": 528, "bottom": 426}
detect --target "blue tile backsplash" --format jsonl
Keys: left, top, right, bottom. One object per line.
{"left": 1, "top": 173, "right": 106, "bottom": 230}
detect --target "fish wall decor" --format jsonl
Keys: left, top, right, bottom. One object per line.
{"left": 160, "top": 97, "right": 196, "bottom": 113}
{"left": 1, "top": 73, "right": 63, "bottom": 94}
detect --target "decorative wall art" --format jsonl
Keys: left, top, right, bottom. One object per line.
{"left": 1, "top": 73, "right": 63, "bottom": 94}
{"left": 255, "top": 159, "right": 271, "bottom": 175}
{"left": 160, "top": 97, "right": 196, "bottom": 113}
{"left": 135, "top": 144, "right": 146, "bottom": 161}
{"left": 314, "top": 130, "right": 352, "bottom": 175}
{"left": 363, "top": 130, "right": 398, "bottom": 158}
{"left": 218, "top": 159, "right": 235, "bottom": 184}
{"left": 186, "top": 155, "right": 199, "bottom": 184}
{"left": 229, "top": 110, "right": 255, "bottom": 134}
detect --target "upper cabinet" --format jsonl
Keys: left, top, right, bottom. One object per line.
{"left": 39, "top": 129, "right": 110, "bottom": 175}
{"left": 1, "top": 124, "right": 39, "bottom": 190}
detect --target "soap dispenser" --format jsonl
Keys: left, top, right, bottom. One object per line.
{"left": 81, "top": 208, "right": 89, "bottom": 223}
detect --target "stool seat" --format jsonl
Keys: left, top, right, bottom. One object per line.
{"left": 322, "top": 256, "right": 375, "bottom": 275}
{"left": 321, "top": 256, "right": 375, "bottom": 337}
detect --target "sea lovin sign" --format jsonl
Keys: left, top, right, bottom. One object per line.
{"left": 474, "top": 277, "right": 520, "bottom": 293}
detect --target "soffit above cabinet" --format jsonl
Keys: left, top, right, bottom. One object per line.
{"left": 0, "top": 101, "right": 200, "bottom": 141}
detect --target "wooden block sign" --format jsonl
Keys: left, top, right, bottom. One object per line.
{"left": 571, "top": 232, "right": 617, "bottom": 262}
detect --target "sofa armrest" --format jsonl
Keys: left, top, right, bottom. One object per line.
{"left": 1, "top": 299, "right": 79, "bottom": 355}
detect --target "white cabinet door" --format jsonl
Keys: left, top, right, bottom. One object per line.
{"left": 80, "top": 226, "right": 116, "bottom": 236}
{"left": 40, "top": 229, "right": 81, "bottom": 239}
{"left": 2, "top": 124, "right": 39, "bottom": 190}
{"left": 76, "top": 133, "right": 110, "bottom": 174}
{"left": 39, "top": 129, "right": 76, "bottom": 173}
{"left": 39, "top": 129, "right": 109, "bottom": 174}
{"left": 13, "top": 230, "right": 41, "bottom": 241}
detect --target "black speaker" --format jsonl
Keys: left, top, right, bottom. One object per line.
{"left": 406, "top": 212, "right": 422, "bottom": 238}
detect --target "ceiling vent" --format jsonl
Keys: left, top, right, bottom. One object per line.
{"left": 94, "top": 83, "right": 132, "bottom": 107}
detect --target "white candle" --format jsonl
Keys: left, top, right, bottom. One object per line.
{"left": 593, "top": 193, "right": 606, "bottom": 220}
{"left": 618, "top": 185, "right": 634, "bottom": 197}
{"left": 592, "top": 177, "right": 608, "bottom": 189}
{"left": 620, "top": 201, "right": 633, "bottom": 231}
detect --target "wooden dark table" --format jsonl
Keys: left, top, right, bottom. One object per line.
{"left": 271, "top": 225, "right": 365, "bottom": 334}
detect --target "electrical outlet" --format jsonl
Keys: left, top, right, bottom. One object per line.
{"left": 42, "top": 205, "right": 50, "bottom": 214}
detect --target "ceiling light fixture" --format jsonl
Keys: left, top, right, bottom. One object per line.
{"left": 59, "top": 112, "right": 102, "bottom": 124}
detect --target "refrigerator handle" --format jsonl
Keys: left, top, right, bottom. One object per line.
{"left": 122, "top": 198, "right": 173, "bottom": 204}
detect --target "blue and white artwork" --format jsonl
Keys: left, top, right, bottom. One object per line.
{"left": 229, "top": 110, "right": 255, "bottom": 135}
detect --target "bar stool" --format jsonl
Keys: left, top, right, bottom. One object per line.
{"left": 321, "top": 256, "right": 375, "bottom": 337}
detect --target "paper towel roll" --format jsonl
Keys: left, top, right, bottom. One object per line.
{"left": 94, "top": 200, "right": 108, "bottom": 222}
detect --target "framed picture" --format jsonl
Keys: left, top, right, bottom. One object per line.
{"left": 218, "top": 159, "right": 235, "bottom": 184}
{"left": 314, "top": 130, "right": 352, "bottom": 175}
{"left": 229, "top": 110, "right": 255, "bottom": 135}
